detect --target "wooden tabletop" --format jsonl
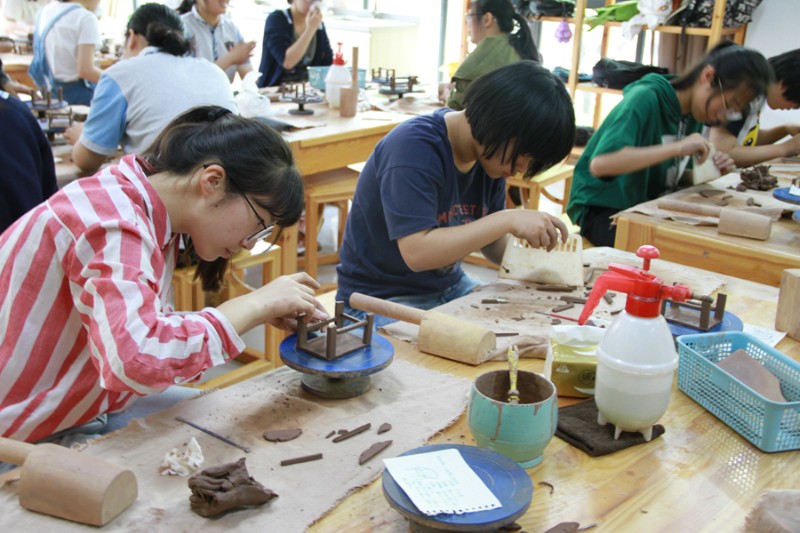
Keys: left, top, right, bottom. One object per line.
{"left": 614, "top": 169, "right": 800, "bottom": 287}
{"left": 311, "top": 247, "right": 800, "bottom": 533}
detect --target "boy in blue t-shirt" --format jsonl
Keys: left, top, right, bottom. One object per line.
{"left": 336, "top": 61, "right": 576, "bottom": 325}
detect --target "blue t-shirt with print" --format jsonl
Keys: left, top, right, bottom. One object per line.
{"left": 336, "top": 108, "right": 506, "bottom": 303}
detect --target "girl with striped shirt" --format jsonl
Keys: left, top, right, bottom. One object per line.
{"left": 0, "top": 106, "right": 328, "bottom": 443}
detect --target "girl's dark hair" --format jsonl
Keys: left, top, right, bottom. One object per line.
{"left": 142, "top": 106, "right": 304, "bottom": 291}
{"left": 470, "top": 0, "right": 540, "bottom": 61}
{"left": 176, "top": 0, "right": 195, "bottom": 15}
{"left": 671, "top": 41, "right": 772, "bottom": 102}
{"left": 464, "top": 60, "right": 575, "bottom": 178}
{"left": 769, "top": 49, "right": 800, "bottom": 106}
{"left": 129, "top": 3, "right": 191, "bottom": 56}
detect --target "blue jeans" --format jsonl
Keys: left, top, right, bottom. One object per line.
{"left": 0, "top": 386, "right": 201, "bottom": 472}
{"left": 343, "top": 273, "right": 481, "bottom": 329}
{"left": 53, "top": 79, "right": 95, "bottom": 105}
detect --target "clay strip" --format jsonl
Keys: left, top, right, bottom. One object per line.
{"left": 332, "top": 423, "right": 372, "bottom": 443}
{"left": 280, "top": 453, "right": 323, "bottom": 467}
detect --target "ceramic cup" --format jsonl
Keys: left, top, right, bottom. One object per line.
{"left": 467, "top": 370, "right": 557, "bottom": 468}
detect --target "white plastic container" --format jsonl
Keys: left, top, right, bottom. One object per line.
{"left": 578, "top": 245, "right": 692, "bottom": 441}
{"left": 325, "top": 43, "right": 350, "bottom": 109}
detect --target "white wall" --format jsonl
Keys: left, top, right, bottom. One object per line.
{"left": 744, "top": 0, "right": 800, "bottom": 130}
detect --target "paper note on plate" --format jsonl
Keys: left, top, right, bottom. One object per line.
{"left": 383, "top": 448, "right": 501, "bottom": 516}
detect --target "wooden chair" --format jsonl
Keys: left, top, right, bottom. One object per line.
{"left": 171, "top": 264, "right": 203, "bottom": 312}
{"left": 299, "top": 166, "right": 361, "bottom": 292}
{"left": 505, "top": 163, "right": 575, "bottom": 212}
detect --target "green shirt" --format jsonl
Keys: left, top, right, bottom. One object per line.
{"left": 567, "top": 73, "right": 702, "bottom": 227}
{"left": 447, "top": 34, "right": 521, "bottom": 111}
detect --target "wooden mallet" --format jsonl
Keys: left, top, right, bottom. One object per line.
{"left": 349, "top": 292, "right": 496, "bottom": 365}
{"left": 0, "top": 437, "right": 138, "bottom": 526}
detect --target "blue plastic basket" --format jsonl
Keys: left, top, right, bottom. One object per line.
{"left": 677, "top": 332, "right": 800, "bottom": 453}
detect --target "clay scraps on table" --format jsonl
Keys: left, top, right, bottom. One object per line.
{"left": 263, "top": 428, "right": 302, "bottom": 442}
{"left": 358, "top": 440, "right": 392, "bottom": 465}
{"left": 280, "top": 453, "right": 323, "bottom": 467}
{"left": 377, "top": 422, "right": 392, "bottom": 434}
{"left": 332, "top": 423, "right": 371, "bottom": 443}
{"left": 188, "top": 458, "right": 278, "bottom": 518}
{"left": 737, "top": 165, "right": 778, "bottom": 191}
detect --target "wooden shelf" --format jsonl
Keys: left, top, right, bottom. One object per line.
{"left": 575, "top": 83, "right": 623, "bottom": 96}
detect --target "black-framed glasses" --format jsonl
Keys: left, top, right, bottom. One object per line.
{"left": 465, "top": 12, "right": 481, "bottom": 21}
{"left": 717, "top": 78, "right": 743, "bottom": 122}
{"left": 203, "top": 163, "right": 276, "bottom": 245}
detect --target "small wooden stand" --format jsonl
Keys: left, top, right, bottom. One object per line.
{"left": 296, "top": 301, "right": 373, "bottom": 360}
{"left": 280, "top": 83, "right": 323, "bottom": 115}
{"left": 663, "top": 294, "right": 726, "bottom": 331}
{"left": 776, "top": 269, "right": 800, "bottom": 340}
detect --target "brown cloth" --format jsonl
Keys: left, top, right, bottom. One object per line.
{"left": 555, "top": 399, "right": 665, "bottom": 457}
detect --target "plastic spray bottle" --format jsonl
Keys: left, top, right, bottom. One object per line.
{"left": 578, "top": 245, "right": 691, "bottom": 441}
{"left": 325, "top": 43, "right": 350, "bottom": 109}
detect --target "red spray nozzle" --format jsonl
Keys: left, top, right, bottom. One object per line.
{"left": 333, "top": 42, "right": 346, "bottom": 66}
{"left": 578, "top": 246, "right": 692, "bottom": 324}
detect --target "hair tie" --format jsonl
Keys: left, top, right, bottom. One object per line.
{"left": 208, "top": 107, "right": 232, "bottom": 121}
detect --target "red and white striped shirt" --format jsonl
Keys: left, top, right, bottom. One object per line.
{"left": 0, "top": 155, "right": 245, "bottom": 442}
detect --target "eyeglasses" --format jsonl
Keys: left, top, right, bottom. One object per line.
{"left": 203, "top": 163, "right": 276, "bottom": 245}
{"left": 465, "top": 12, "right": 480, "bottom": 21}
{"left": 717, "top": 78, "right": 744, "bottom": 122}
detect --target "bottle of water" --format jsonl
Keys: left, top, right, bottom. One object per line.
{"left": 325, "top": 43, "right": 350, "bottom": 109}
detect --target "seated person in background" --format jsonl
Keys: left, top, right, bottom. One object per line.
{"left": 0, "top": 106, "right": 328, "bottom": 444}
{"left": 710, "top": 48, "right": 800, "bottom": 166}
{"left": 65, "top": 3, "right": 236, "bottom": 175}
{"left": 177, "top": 0, "right": 254, "bottom": 83}
{"left": 447, "top": 0, "right": 540, "bottom": 110}
{"left": 336, "top": 61, "right": 575, "bottom": 325}
{"left": 30, "top": 0, "right": 102, "bottom": 105}
{"left": 0, "top": 57, "right": 38, "bottom": 97}
{"left": 567, "top": 42, "right": 771, "bottom": 248}
{"left": 0, "top": 90, "right": 57, "bottom": 233}
{"left": 257, "top": 0, "right": 332, "bottom": 87}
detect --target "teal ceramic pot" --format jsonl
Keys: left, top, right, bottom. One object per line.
{"left": 467, "top": 370, "right": 557, "bottom": 468}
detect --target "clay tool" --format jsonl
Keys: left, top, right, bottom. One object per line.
{"left": 176, "top": 416, "right": 251, "bottom": 453}
{"left": 507, "top": 345, "right": 520, "bottom": 404}
{"left": 350, "top": 292, "right": 496, "bottom": 365}
{"left": 536, "top": 311, "right": 579, "bottom": 322}
{"left": 0, "top": 437, "right": 138, "bottom": 526}
{"left": 500, "top": 233, "right": 584, "bottom": 286}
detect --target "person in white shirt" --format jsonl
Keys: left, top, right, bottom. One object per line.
{"left": 29, "top": 0, "right": 101, "bottom": 104}
{"left": 178, "top": 0, "right": 253, "bottom": 83}
{"left": 65, "top": 2, "right": 236, "bottom": 174}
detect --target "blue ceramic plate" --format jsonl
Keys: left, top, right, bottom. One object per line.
{"left": 793, "top": 210, "right": 800, "bottom": 222}
{"left": 773, "top": 187, "right": 800, "bottom": 205}
{"left": 382, "top": 444, "right": 532, "bottom": 531}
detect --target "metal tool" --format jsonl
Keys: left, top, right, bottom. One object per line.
{"left": 175, "top": 416, "right": 251, "bottom": 453}
{"left": 507, "top": 346, "right": 520, "bottom": 405}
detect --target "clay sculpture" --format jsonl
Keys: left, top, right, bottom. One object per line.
{"left": 188, "top": 458, "right": 278, "bottom": 518}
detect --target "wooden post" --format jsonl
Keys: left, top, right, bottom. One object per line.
{"left": 776, "top": 269, "right": 800, "bottom": 340}
{"left": 339, "top": 47, "right": 359, "bottom": 118}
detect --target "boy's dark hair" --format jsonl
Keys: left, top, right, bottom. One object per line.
{"left": 143, "top": 106, "right": 304, "bottom": 291}
{"left": 769, "top": 49, "right": 800, "bottom": 106}
{"left": 470, "top": 0, "right": 540, "bottom": 61}
{"left": 464, "top": 60, "right": 575, "bottom": 179}
{"left": 175, "top": 0, "right": 194, "bottom": 15}
{"left": 672, "top": 41, "right": 772, "bottom": 105}
{"left": 129, "top": 3, "right": 191, "bottom": 57}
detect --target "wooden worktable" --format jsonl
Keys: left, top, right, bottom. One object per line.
{"left": 310, "top": 247, "right": 799, "bottom": 532}
{"left": 614, "top": 171, "right": 800, "bottom": 287}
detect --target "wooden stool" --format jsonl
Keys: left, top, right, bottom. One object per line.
{"left": 505, "top": 163, "right": 575, "bottom": 212}
{"left": 171, "top": 265, "right": 203, "bottom": 312}
{"left": 299, "top": 167, "right": 360, "bottom": 292}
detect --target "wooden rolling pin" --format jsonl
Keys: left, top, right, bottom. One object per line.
{"left": 0, "top": 437, "right": 138, "bottom": 526}
{"left": 349, "top": 292, "right": 496, "bottom": 365}
{"left": 656, "top": 199, "right": 773, "bottom": 240}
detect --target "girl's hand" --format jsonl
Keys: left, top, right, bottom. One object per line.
{"left": 712, "top": 150, "right": 736, "bottom": 175}
{"left": 306, "top": 5, "right": 324, "bottom": 33}
{"left": 508, "top": 211, "right": 568, "bottom": 251}
{"left": 677, "top": 133, "right": 711, "bottom": 163}
{"left": 258, "top": 272, "right": 328, "bottom": 332}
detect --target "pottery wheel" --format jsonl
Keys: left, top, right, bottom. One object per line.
{"left": 667, "top": 311, "right": 743, "bottom": 337}
{"left": 382, "top": 444, "right": 532, "bottom": 533}
{"left": 280, "top": 333, "right": 393, "bottom": 399}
